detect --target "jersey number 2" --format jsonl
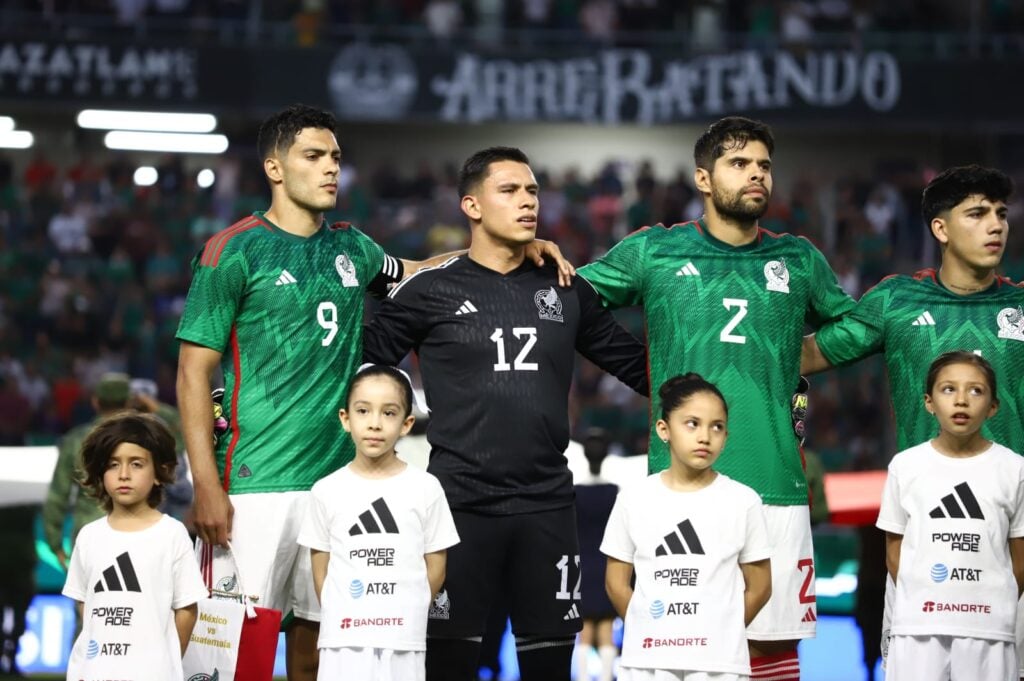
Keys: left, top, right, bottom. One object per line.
{"left": 720, "top": 298, "right": 748, "bottom": 345}
{"left": 490, "top": 327, "right": 538, "bottom": 371}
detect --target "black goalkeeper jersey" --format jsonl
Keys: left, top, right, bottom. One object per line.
{"left": 363, "top": 256, "right": 649, "bottom": 514}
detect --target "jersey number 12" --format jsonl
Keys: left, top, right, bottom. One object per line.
{"left": 490, "top": 327, "right": 538, "bottom": 371}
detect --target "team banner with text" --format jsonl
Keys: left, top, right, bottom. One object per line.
{"left": 1, "top": 38, "right": 1022, "bottom": 125}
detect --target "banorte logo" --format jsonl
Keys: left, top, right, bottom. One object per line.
{"left": 642, "top": 637, "right": 654, "bottom": 649}
{"left": 341, "top": 618, "right": 353, "bottom": 629}
{"left": 923, "top": 601, "right": 935, "bottom": 612}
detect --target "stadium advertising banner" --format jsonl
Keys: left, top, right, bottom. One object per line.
{"left": 1, "top": 38, "right": 1020, "bottom": 125}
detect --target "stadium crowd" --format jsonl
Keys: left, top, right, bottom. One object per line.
{"left": 7, "top": 0, "right": 1024, "bottom": 49}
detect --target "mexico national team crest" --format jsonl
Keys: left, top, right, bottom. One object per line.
{"left": 997, "top": 306, "right": 1024, "bottom": 342}
{"left": 335, "top": 253, "right": 359, "bottom": 287}
{"left": 534, "top": 287, "right": 564, "bottom": 322}
{"left": 764, "top": 258, "right": 790, "bottom": 293}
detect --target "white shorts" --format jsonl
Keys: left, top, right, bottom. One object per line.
{"left": 886, "top": 634, "right": 1018, "bottom": 681}
{"left": 196, "top": 491, "right": 320, "bottom": 621}
{"left": 881, "top": 573, "right": 1024, "bottom": 675}
{"left": 318, "top": 646, "right": 425, "bottom": 681}
{"left": 746, "top": 505, "right": 816, "bottom": 641}
{"left": 617, "top": 667, "right": 747, "bottom": 681}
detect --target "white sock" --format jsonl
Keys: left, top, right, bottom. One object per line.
{"left": 575, "top": 644, "right": 592, "bottom": 681}
{"left": 598, "top": 645, "right": 618, "bottom": 681}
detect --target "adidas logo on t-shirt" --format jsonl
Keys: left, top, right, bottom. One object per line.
{"left": 929, "top": 482, "right": 985, "bottom": 519}
{"left": 563, "top": 603, "right": 580, "bottom": 621}
{"left": 456, "top": 300, "right": 478, "bottom": 315}
{"left": 94, "top": 552, "right": 142, "bottom": 593}
{"left": 654, "top": 519, "right": 705, "bottom": 556}
{"left": 675, "top": 262, "right": 700, "bottom": 277}
{"left": 349, "top": 497, "right": 400, "bottom": 535}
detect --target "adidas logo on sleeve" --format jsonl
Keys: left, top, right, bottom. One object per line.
{"left": 349, "top": 497, "right": 401, "bottom": 535}
{"left": 94, "top": 552, "right": 142, "bottom": 593}
{"left": 654, "top": 519, "right": 705, "bottom": 556}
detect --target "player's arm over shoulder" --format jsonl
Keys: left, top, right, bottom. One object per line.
{"left": 578, "top": 226, "right": 652, "bottom": 308}
{"left": 573, "top": 275, "right": 649, "bottom": 396}
{"left": 363, "top": 264, "right": 439, "bottom": 365}
{"left": 810, "top": 272, "right": 900, "bottom": 369}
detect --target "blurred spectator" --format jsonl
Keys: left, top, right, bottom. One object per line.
{"left": 424, "top": 0, "right": 463, "bottom": 38}
{"left": 47, "top": 199, "right": 91, "bottom": 255}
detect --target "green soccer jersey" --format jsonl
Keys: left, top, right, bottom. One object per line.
{"left": 579, "top": 220, "right": 854, "bottom": 505}
{"left": 176, "top": 211, "right": 391, "bottom": 493}
{"left": 816, "top": 269, "right": 1024, "bottom": 453}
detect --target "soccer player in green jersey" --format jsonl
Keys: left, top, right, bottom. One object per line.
{"left": 175, "top": 105, "right": 570, "bottom": 680}
{"left": 800, "top": 165, "right": 1022, "bottom": 675}
{"left": 579, "top": 117, "right": 855, "bottom": 680}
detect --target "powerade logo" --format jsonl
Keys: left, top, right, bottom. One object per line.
{"left": 349, "top": 579, "right": 364, "bottom": 599}
{"left": 86, "top": 640, "right": 99, "bottom": 659}
{"left": 931, "top": 564, "right": 949, "bottom": 583}
{"left": 649, "top": 600, "right": 665, "bottom": 619}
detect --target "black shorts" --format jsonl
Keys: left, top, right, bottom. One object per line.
{"left": 428, "top": 506, "right": 583, "bottom": 638}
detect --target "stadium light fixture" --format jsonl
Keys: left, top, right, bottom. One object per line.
{"left": 78, "top": 109, "right": 218, "bottom": 133}
{"left": 0, "top": 116, "right": 15, "bottom": 133}
{"left": 133, "top": 166, "right": 159, "bottom": 187}
{"left": 104, "top": 131, "right": 229, "bottom": 154}
{"left": 0, "top": 130, "right": 33, "bottom": 149}
{"left": 196, "top": 168, "right": 216, "bottom": 188}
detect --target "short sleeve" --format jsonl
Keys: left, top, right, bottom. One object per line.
{"left": 297, "top": 485, "right": 332, "bottom": 552}
{"left": 599, "top": 492, "right": 635, "bottom": 563}
{"left": 176, "top": 249, "right": 248, "bottom": 352}
{"left": 422, "top": 476, "right": 460, "bottom": 554}
{"left": 738, "top": 495, "right": 771, "bottom": 564}
{"left": 62, "top": 533, "right": 88, "bottom": 602}
{"left": 1009, "top": 462, "right": 1024, "bottom": 539}
{"left": 876, "top": 463, "right": 906, "bottom": 534}
{"left": 578, "top": 229, "right": 649, "bottom": 309}
{"left": 171, "top": 521, "right": 208, "bottom": 609}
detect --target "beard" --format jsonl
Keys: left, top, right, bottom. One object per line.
{"left": 710, "top": 184, "right": 770, "bottom": 222}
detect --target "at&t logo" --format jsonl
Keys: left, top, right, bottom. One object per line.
{"left": 349, "top": 579, "right": 364, "bottom": 599}
{"left": 649, "top": 600, "right": 665, "bottom": 619}
{"left": 930, "top": 564, "right": 948, "bottom": 583}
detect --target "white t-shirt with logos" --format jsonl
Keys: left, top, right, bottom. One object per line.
{"left": 298, "top": 464, "right": 459, "bottom": 651}
{"left": 877, "top": 441, "right": 1024, "bottom": 642}
{"left": 601, "top": 473, "right": 770, "bottom": 674}
{"left": 62, "top": 514, "right": 208, "bottom": 681}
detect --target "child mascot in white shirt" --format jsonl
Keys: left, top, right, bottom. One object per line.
{"left": 299, "top": 364, "right": 460, "bottom": 681}
{"left": 602, "top": 373, "right": 773, "bottom": 681}
{"left": 878, "top": 350, "right": 1024, "bottom": 681}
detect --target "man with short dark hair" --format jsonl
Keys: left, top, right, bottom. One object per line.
{"left": 802, "top": 164, "right": 1024, "bottom": 677}
{"left": 579, "top": 117, "right": 856, "bottom": 680}
{"left": 364, "top": 146, "right": 648, "bottom": 681}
